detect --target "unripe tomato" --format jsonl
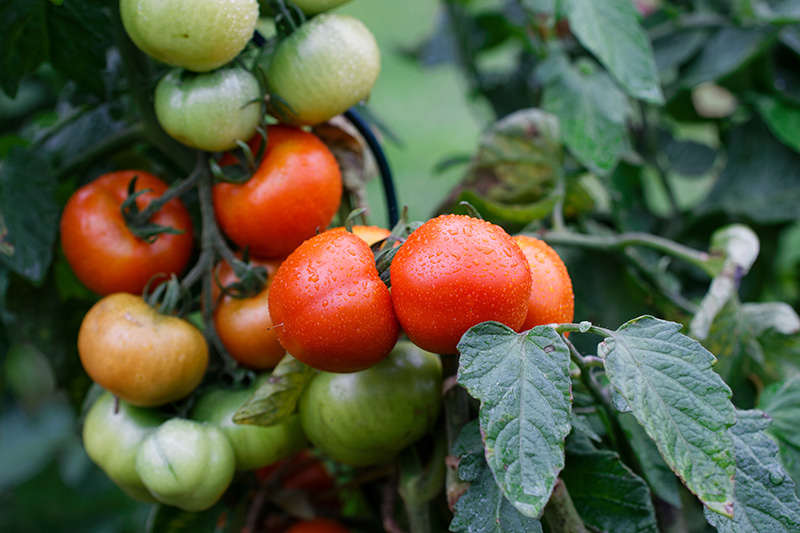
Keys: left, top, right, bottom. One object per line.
{"left": 268, "top": 229, "right": 399, "bottom": 373}
{"left": 191, "top": 386, "right": 307, "bottom": 471}
{"left": 299, "top": 342, "right": 442, "bottom": 466}
{"left": 155, "top": 68, "right": 263, "bottom": 152}
{"left": 285, "top": 518, "right": 350, "bottom": 533}
{"left": 78, "top": 293, "right": 208, "bottom": 407}
{"left": 212, "top": 126, "right": 342, "bottom": 258}
{"left": 291, "top": 0, "right": 352, "bottom": 14}
{"left": 135, "top": 418, "right": 235, "bottom": 512}
{"left": 210, "top": 257, "right": 285, "bottom": 370}
{"left": 512, "top": 235, "right": 575, "bottom": 330}
{"left": 60, "top": 170, "right": 193, "bottom": 296}
{"left": 267, "top": 14, "right": 380, "bottom": 126}
{"left": 82, "top": 391, "right": 168, "bottom": 502}
{"left": 390, "top": 215, "right": 532, "bottom": 354}
{"left": 120, "top": 0, "right": 259, "bottom": 72}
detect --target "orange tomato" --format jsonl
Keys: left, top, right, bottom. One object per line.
{"left": 513, "top": 235, "right": 574, "bottom": 330}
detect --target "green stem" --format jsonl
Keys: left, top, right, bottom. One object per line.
{"left": 542, "top": 479, "right": 588, "bottom": 533}
{"left": 134, "top": 155, "right": 204, "bottom": 222}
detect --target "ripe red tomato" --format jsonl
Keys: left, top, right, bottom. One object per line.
{"left": 285, "top": 518, "right": 349, "bottom": 533}
{"left": 512, "top": 235, "right": 574, "bottom": 331}
{"left": 210, "top": 257, "right": 286, "bottom": 370}
{"left": 390, "top": 215, "right": 532, "bottom": 354}
{"left": 60, "top": 170, "right": 194, "bottom": 296}
{"left": 268, "top": 229, "right": 399, "bottom": 373}
{"left": 212, "top": 126, "right": 342, "bottom": 258}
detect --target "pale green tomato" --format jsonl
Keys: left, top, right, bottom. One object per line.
{"left": 191, "top": 386, "right": 308, "bottom": 471}
{"left": 135, "top": 418, "right": 235, "bottom": 512}
{"left": 120, "top": 0, "right": 259, "bottom": 72}
{"left": 267, "top": 14, "right": 380, "bottom": 126}
{"left": 155, "top": 68, "right": 263, "bottom": 152}
{"left": 259, "top": 0, "right": 352, "bottom": 15}
{"left": 82, "top": 391, "right": 167, "bottom": 502}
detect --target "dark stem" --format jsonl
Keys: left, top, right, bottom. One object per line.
{"left": 542, "top": 479, "right": 588, "bottom": 533}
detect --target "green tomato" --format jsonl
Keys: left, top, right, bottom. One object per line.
{"left": 191, "top": 386, "right": 308, "bottom": 471}
{"left": 155, "top": 68, "right": 263, "bottom": 152}
{"left": 135, "top": 418, "right": 235, "bottom": 512}
{"left": 267, "top": 13, "right": 380, "bottom": 126}
{"left": 120, "top": 0, "right": 259, "bottom": 72}
{"left": 259, "top": 0, "right": 352, "bottom": 15}
{"left": 298, "top": 341, "right": 442, "bottom": 466}
{"left": 82, "top": 391, "right": 167, "bottom": 502}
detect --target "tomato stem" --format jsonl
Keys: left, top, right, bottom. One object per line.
{"left": 541, "top": 479, "right": 589, "bottom": 533}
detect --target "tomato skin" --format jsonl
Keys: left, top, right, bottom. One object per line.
{"left": 211, "top": 258, "right": 286, "bottom": 370}
{"left": 78, "top": 293, "right": 208, "bottom": 407}
{"left": 513, "top": 235, "right": 575, "bottom": 330}
{"left": 155, "top": 68, "right": 263, "bottom": 152}
{"left": 82, "top": 391, "right": 167, "bottom": 503}
{"left": 389, "top": 215, "right": 532, "bottom": 355}
{"left": 298, "top": 341, "right": 442, "bottom": 467}
{"left": 212, "top": 126, "right": 342, "bottom": 258}
{"left": 120, "top": 0, "right": 259, "bottom": 72}
{"left": 135, "top": 418, "right": 235, "bottom": 512}
{"left": 268, "top": 229, "right": 399, "bottom": 373}
{"left": 330, "top": 225, "right": 391, "bottom": 247}
{"left": 285, "top": 518, "right": 350, "bottom": 533}
{"left": 60, "top": 170, "right": 193, "bottom": 296}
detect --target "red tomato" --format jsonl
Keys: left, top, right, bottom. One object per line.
{"left": 256, "top": 450, "right": 336, "bottom": 500}
{"left": 268, "top": 229, "right": 399, "bottom": 373}
{"left": 60, "top": 170, "right": 194, "bottom": 296}
{"left": 389, "top": 215, "right": 532, "bottom": 354}
{"left": 285, "top": 518, "right": 349, "bottom": 533}
{"left": 212, "top": 126, "right": 342, "bottom": 258}
{"left": 513, "top": 235, "right": 575, "bottom": 330}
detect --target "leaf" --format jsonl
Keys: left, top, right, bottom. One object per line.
{"left": 0, "top": 146, "right": 58, "bottom": 284}
{"left": 561, "top": 0, "right": 663, "bottom": 103}
{"left": 452, "top": 419, "right": 486, "bottom": 483}
{"left": 456, "top": 189, "right": 561, "bottom": 226}
{"left": 233, "top": 355, "right": 315, "bottom": 426}
{"left": 599, "top": 316, "right": 736, "bottom": 517}
{"left": 758, "top": 378, "right": 800, "bottom": 450}
{"left": 741, "top": 302, "right": 800, "bottom": 336}
{"left": 0, "top": 0, "right": 113, "bottom": 97}
{"left": 756, "top": 96, "right": 800, "bottom": 154}
{"left": 457, "top": 323, "right": 572, "bottom": 518}
{"left": 653, "top": 28, "right": 710, "bottom": 73}
{"left": 659, "top": 129, "right": 717, "bottom": 177}
{"left": 146, "top": 502, "right": 228, "bottom": 533}
{"left": 704, "top": 409, "right": 800, "bottom": 532}
{"left": 562, "top": 431, "right": 659, "bottom": 533}
{"left": 539, "top": 55, "right": 632, "bottom": 176}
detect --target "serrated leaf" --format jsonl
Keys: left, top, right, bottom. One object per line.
{"left": 0, "top": 146, "right": 58, "bottom": 284}
{"left": 457, "top": 323, "right": 572, "bottom": 518}
{"left": 756, "top": 96, "right": 800, "bottom": 154}
{"left": 562, "top": 431, "right": 659, "bottom": 533}
{"left": 680, "top": 26, "right": 776, "bottom": 87}
{"left": 539, "top": 55, "right": 632, "bottom": 176}
{"left": 758, "top": 378, "right": 800, "bottom": 450}
{"left": 705, "top": 409, "right": 800, "bottom": 532}
{"left": 562, "top": 0, "right": 663, "bottom": 103}
{"left": 233, "top": 355, "right": 314, "bottom": 426}
{"left": 600, "top": 316, "right": 736, "bottom": 517}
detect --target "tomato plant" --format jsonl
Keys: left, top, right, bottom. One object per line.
{"left": 212, "top": 125, "right": 342, "bottom": 258}
{"left": 59, "top": 170, "right": 194, "bottom": 296}
{"left": 390, "top": 214, "right": 532, "bottom": 354}
{"left": 77, "top": 293, "right": 208, "bottom": 407}
{"left": 268, "top": 228, "right": 399, "bottom": 373}
{"left": 512, "top": 235, "right": 574, "bottom": 330}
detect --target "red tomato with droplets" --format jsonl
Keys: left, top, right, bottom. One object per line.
{"left": 212, "top": 125, "right": 342, "bottom": 258}
{"left": 268, "top": 229, "right": 399, "bottom": 373}
{"left": 513, "top": 235, "right": 575, "bottom": 330}
{"left": 390, "top": 214, "right": 531, "bottom": 354}
{"left": 285, "top": 518, "right": 349, "bottom": 533}
{"left": 60, "top": 170, "right": 194, "bottom": 296}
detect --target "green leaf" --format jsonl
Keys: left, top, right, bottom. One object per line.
{"left": 704, "top": 409, "right": 800, "bottom": 532}
{"left": 0, "top": 146, "right": 58, "bottom": 284}
{"left": 539, "top": 55, "right": 632, "bottom": 176}
{"left": 457, "top": 323, "right": 572, "bottom": 518}
{"left": 680, "top": 26, "right": 776, "bottom": 87}
{"left": 561, "top": 0, "right": 663, "bottom": 103}
{"left": 653, "top": 28, "right": 710, "bottom": 73}
{"left": 562, "top": 431, "right": 658, "bottom": 533}
{"left": 742, "top": 302, "right": 800, "bottom": 336}
{"left": 756, "top": 96, "right": 800, "bottom": 154}
{"left": 659, "top": 129, "right": 717, "bottom": 177}
{"left": 233, "top": 355, "right": 315, "bottom": 426}
{"left": 452, "top": 419, "right": 486, "bottom": 483}
{"left": 600, "top": 316, "right": 736, "bottom": 517}
{"left": 0, "top": 0, "right": 113, "bottom": 97}
{"left": 758, "top": 378, "right": 800, "bottom": 450}
{"left": 146, "top": 502, "right": 227, "bottom": 533}
{"left": 456, "top": 189, "right": 561, "bottom": 226}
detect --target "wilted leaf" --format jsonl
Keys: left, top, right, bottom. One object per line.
{"left": 233, "top": 355, "right": 315, "bottom": 426}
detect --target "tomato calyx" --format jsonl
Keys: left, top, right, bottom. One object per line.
{"left": 120, "top": 174, "right": 192, "bottom": 242}
{"left": 265, "top": 0, "right": 306, "bottom": 39}
{"left": 144, "top": 274, "right": 192, "bottom": 317}
{"left": 213, "top": 252, "right": 270, "bottom": 301}
{"left": 210, "top": 127, "right": 269, "bottom": 185}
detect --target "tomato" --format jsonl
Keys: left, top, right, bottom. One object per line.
{"left": 155, "top": 68, "right": 263, "bottom": 152}
{"left": 212, "top": 125, "right": 342, "bottom": 258}
{"left": 299, "top": 341, "right": 441, "bottom": 466}
{"left": 82, "top": 391, "right": 167, "bottom": 503}
{"left": 512, "top": 235, "right": 575, "bottom": 330}
{"left": 120, "top": 0, "right": 259, "bottom": 72}
{"left": 60, "top": 170, "right": 194, "bottom": 296}
{"left": 210, "top": 257, "right": 286, "bottom": 369}
{"left": 331, "top": 225, "right": 391, "bottom": 247}
{"left": 256, "top": 450, "right": 338, "bottom": 507}
{"left": 267, "top": 14, "right": 381, "bottom": 126}
{"left": 389, "top": 214, "right": 532, "bottom": 355}
{"left": 285, "top": 518, "right": 349, "bottom": 533}
{"left": 260, "top": 0, "right": 352, "bottom": 15}
{"left": 268, "top": 229, "right": 399, "bottom": 373}
{"left": 190, "top": 386, "right": 307, "bottom": 471}
{"left": 135, "top": 418, "right": 235, "bottom": 512}
{"left": 78, "top": 293, "right": 208, "bottom": 407}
